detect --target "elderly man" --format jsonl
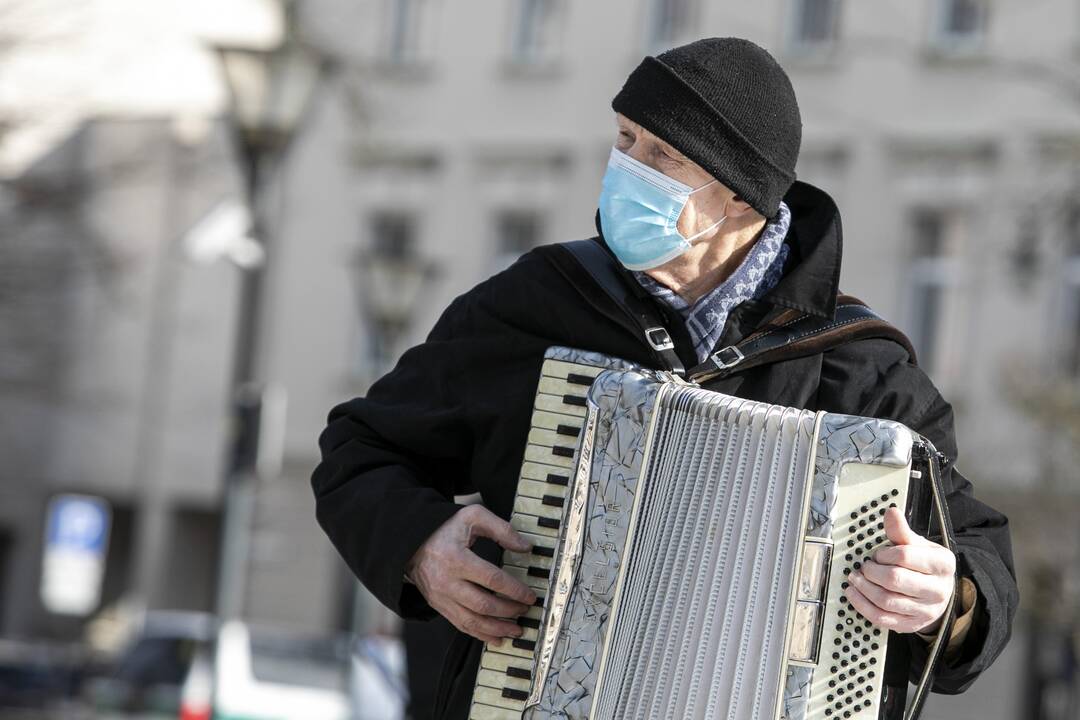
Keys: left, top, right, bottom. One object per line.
{"left": 312, "top": 37, "right": 1017, "bottom": 719}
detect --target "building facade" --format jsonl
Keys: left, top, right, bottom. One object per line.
{"left": 0, "top": 0, "right": 1078, "bottom": 715}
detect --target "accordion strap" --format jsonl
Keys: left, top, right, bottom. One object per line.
{"left": 687, "top": 295, "right": 918, "bottom": 382}
{"left": 904, "top": 446, "right": 958, "bottom": 720}
{"left": 555, "top": 239, "right": 686, "bottom": 375}
{"left": 552, "top": 239, "right": 916, "bottom": 381}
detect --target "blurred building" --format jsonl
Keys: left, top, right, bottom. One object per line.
{"left": 1, "top": 0, "right": 1079, "bottom": 717}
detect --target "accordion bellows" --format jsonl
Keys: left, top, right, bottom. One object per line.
{"left": 470, "top": 348, "right": 921, "bottom": 720}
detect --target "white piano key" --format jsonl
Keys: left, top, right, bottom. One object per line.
{"left": 512, "top": 495, "right": 565, "bottom": 521}
{"left": 471, "top": 686, "right": 526, "bottom": 711}
{"left": 524, "top": 443, "right": 575, "bottom": 469}
{"left": 529, "top": 410, "right": 585, "bottom": 432}
{"left": 476, "top": 668, "right": 532, "bottom": 693}
{"left": 470, "top": 702, "right": 527, "bottom": 720}
{"left": 533, "top": 392, "right": 588, "bottom": 418}
{"left": 511, "top": 512, "right": 560, "bottom": 539}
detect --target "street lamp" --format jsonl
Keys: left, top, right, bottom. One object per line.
{"left": 209, "top": 0, "right": 328, "bottom": 621}
{"left": 354, "top": 246, "right": 440, "bottom": 381}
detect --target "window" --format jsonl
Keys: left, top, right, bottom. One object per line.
{"left": 383, "top": 0, "right": 434, "bottom": 65}
{"left": 903, "top": 209, "right": 964, "bottom": 381}
{"left": 789, "top": 0, "right": 840, "bottom": 51}
{"left": 646, "top": 0, "right": 696, "bottom": 50}
{"left": 492, "top": 210, "right": 543, "bottom": 273}
{"left": 929, "top": 0, "right": 988, "bottom": 55}
{"left": 509, "top": 0, "right": 563, "bottom": 67}
{"left": 370, "top": 212, "right": 416, "bottom": 260}
{"left": 358, "top": 211, "right": 422, "bottom": 373}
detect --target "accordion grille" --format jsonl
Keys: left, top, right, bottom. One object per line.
{"left": 592, "top": 387, "right": 818, "bottom": 720}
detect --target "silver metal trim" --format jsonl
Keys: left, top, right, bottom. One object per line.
{"left": 526, "top": 402, "right": 599, "bottom": 709}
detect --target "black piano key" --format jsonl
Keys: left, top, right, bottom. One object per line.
{"left": 546, "top": 473, "right": 569, "bottom": 486}
{"left": 562, "top": 394, "right": 587, "bottom": 407}
{"left": 566, "top": 373, "right": 593, "bottom": 386}
{"left": 555, "top": 424, "right": 581, "bottom": 437}
{"left": 551, "top": 446, "right": 574, "bottom": 458}
{"left": 533, "top": 596, "right": 545, "bottom": 607}
{"left": 518, "top": 616, "right": 540, "bottom": 629}
{"left": 532, "top": 544, "right": 554, "bottom": 557}
{"left": 541, "top": 495, "right": 565, "bottom": 508}
{"left": 506, "top": 666, "right": 532, "bottom": 680}
{"left": 512, "top": 639, "right": 536, "bottom": 651}
{"left": 527, "top": 566, "right": 551, "bottom": 579}
{"left": 537, "top": 516, "right": 560, "bottom": 529}
{"left": 502, "top": 687, "right": 530, "bottom": 701}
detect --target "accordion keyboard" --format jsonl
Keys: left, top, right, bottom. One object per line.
{"left": 468, "top": 356, "right": 608, "bottom": 720}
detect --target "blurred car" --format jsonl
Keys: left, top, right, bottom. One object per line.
{"left": 349, "top": 634, "right": 406, "bottom": 720}
{"left": 0, "top": 638, "right": 86, "bottom": 710}
{"left": 82, "top": 610, "right": 216, "bottom": 715}
{"left": 210, "top": 620, "right": 350, "bottom": 720}
{"left": 88, "top": 610, "right": 382, "bottom": 719}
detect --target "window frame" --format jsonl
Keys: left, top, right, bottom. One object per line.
{"left": 927, "top": 0, "right": 989, "bottom": 58}
{"left": 786, "top": 0, "right": 842, "bottom": 57}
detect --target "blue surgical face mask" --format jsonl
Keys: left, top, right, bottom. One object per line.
{"left": 598, "top": 145, "right": 726, "bottom": 271}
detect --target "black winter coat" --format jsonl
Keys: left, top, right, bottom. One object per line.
{"left": 311, "top": 180, "right": 1018, "bottom": 719}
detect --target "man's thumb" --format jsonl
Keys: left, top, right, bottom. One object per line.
{"left": 883, "top": 506, "right": 921, "bottom": 546}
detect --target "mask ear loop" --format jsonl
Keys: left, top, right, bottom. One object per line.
{"left": 681, "top": 177, "right": 725, "bottom": 242}
{"left": 683, "top": 214, "right": 727, "bottom": 242}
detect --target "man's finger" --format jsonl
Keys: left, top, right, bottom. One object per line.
{"left": 845, "top": 584, "right": 907, "bottom": 631}
{"left": 453, "top": 580, "right": 532, "bottom": 619}
{"left": 463, "top": 506, "right": 533, "bottom": 553}
{"left": 458, "top": 552, "right": 537, "bottom": 605}
{"left": 849, "top": 569, "right": 922, "bottom": 616}
{"left": 446, "top": 599, "right": 525, "bottom": 643}
{"left": 859, "top": 559, "right": 944, "bottom": 599}
{"left": 873, "top": 543, "right": 955, "bottom": 576}
{"left": 883, "top": 506, "right": 926, "bottom": 547}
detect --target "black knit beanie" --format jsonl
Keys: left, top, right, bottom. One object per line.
{"left": 611, "top": 37, "right": 802, "bottom": 220}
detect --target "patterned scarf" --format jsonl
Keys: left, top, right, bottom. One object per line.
{"left": 632, "top": 200, "right": 792, "bottom": 364}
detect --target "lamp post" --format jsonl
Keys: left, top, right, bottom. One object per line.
{"left": 210, "top": 0, "right": 327, "bottom": 621}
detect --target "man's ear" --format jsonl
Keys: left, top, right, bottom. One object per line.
{"left": 725, "top": 194, "right": 759, "bottom": 221}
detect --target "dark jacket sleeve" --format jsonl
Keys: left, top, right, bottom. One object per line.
{"left": 829, "top": 339, "right": 1020, "bottom": 694}
{"left": 310, "top": 252, "right": 558, "bottom": 621}
{"left": 310, "top": 292, "right": 475, "bottom": 619}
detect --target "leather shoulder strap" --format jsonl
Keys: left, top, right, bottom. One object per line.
{"left": 688, "top": 294, "right": 918, "bottom": 382}
{"left": 552, "top": 240, "right": 685, "bottom": 375}
{"left": 550, "top": 240, "right": 916, "bottom": 382}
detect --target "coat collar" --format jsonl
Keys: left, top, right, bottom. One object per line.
{"left": 591, "top": 179, "right": 843, "bottom": 319}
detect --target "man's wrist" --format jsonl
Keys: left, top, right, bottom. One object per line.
{"left": 915, "top": 576, "right": 978, "bottom": 657}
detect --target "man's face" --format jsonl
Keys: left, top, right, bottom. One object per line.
{"left": 613, "top": 112, "right": 748, "bottom": 246}
{"left": 613, "top": 112, "right": 717, "bottom": 192}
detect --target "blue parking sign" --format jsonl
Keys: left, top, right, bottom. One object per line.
{"left": 46, "top": 495, "right": 110, "bottom": 553}
{"left": 41, "top": 494, "right": 111, "bottom": 615}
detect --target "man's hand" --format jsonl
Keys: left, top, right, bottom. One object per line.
{"left": 845, "top": 507, "right": 955, "bottom": 634}
{"left": 405, "top": 505, "right": 537, "bottom": 645}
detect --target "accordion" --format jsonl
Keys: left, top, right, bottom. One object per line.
{"left": 469, "top": 347, "right": 953, "bottom": 720}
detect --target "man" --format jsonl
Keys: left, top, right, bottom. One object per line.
{"left": 312, "top": 38, "right": 1017, "bottom": 718}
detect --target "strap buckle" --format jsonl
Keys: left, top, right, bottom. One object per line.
{"left": 644, "top": 326, "right": 675, "bottom": 352}
{"left": 710, "top": 345, "right": 745, "bottom": 370}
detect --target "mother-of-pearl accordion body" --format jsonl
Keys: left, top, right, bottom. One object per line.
{"left": 469, "top": 347, "right": 938, "bottom": 720}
